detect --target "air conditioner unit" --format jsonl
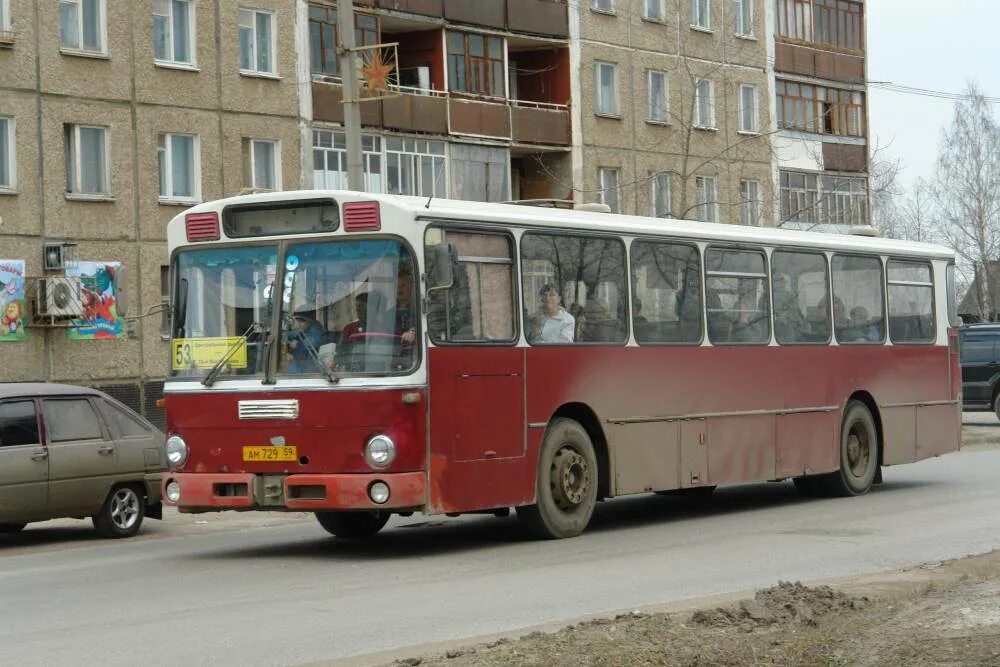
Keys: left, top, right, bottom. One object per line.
{"left": 37, "top": 276, "right": 84, "bottom": 318}
{"left": 398, "top": 66, "right": 430, "bottom": 93}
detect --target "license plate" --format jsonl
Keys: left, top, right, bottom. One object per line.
{"left": 243, "top": 446, "right": 298, "bottom": 462}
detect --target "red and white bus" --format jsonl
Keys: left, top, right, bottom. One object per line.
{"left": 161, "top": 190, "right": 961, "bottom": 539}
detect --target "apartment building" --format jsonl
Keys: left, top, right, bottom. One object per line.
{"left": 771, "top": 0, "right": 869, "bottom": 230}
{"left": 575, "top": 0, "right": 773, "bottom": 226}
{"left": 0, "top": 0, "right": 303, "bottom": 422}
{"left": 304, "top": 0, "right": 572, "bottom": 202}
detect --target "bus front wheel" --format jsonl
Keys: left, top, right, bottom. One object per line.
{"left": 517, "top": 418, "right": 598, "bottom": 539}
{"left": 315, "top": 510, "right": 390, "bottom": 538}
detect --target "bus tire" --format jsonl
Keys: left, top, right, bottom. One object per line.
{"left": 818, "top": 400, "right": 879, "bottom": 497}
{"left": 517, "top": 418, "right": 598, "bottom": 539}
{"left": 315, "top": 510, "right": 389, "bottom": 538}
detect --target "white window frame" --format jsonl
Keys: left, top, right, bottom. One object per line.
{"left": 650, "top": 172, "right": 671, "bottom": 218}
{"left": 644, "top": 0, "right": 664, "bottom": 21}
{"left": 595, "top": 61, "right": 619, "bottom": 117}
{"left": 694, "top": 78, "right": 715, "bottom": 129}
{"left": 740, "top": 179, "right": 762, "bottom": 226}
{"left": 647, "top": 70, "right": 669, "bottom": 123}
{"left": 592, "top": 0, "right": 615, "bottom": 14}
{"left": 312, "top": 130, "right": 383, "bottom": 193}
{"left": 695, "top": 175, "right": 718, "bottom": 222}
{"left": 691, "top": 0, "right": 711, "bottom": 30}
{"left": 59, "top": 0, "right": 107, "bottom": 55}
{"left": 384, "top": 136, "right": 447, "bottom": 198}
{"left": 246, "top": 138, "right": 281, "bottom": 191}
{"left": 0, "top": 0, "right": 11, "bottom": 33}
{"left": 153, "top": 0, "right": 196, "bottom": 67}
{"left": 157, "top": 133, "right": 200, "bottom": 203}
{"left": 0, "top": 117, "right": 14, "bottom": 192}
{"left": 734, "top": 0, "right": 753, "bottom": 36}
{"left": 238, "top": 7, "right": 276, "bottom": 76}
{"left": 65, "top": 124, "right": 110, "bottom": 196}
{"left": 739, "top": 84, "right": 759, "bottom": 134}
{"left": 598, "top": 167, "right": 620, "bottom": 214}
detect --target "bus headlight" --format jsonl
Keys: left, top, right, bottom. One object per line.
{"left": 364, "top": 434, "right": 396, "bottom": 469}
{"left": 165, "top": 480, "right": 181, "bottom": 503}
{"left": 165, "top": 435, "right": 189, "bottom": 468}
{"left": 368, "top": 481, "right": 390, "bottom": 504}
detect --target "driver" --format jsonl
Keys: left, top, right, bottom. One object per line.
{"left": 340, "top": 291, "right": 370, "bottom": 342}
{"left": 285, "top": 308, "right": 327, "bottom": 373}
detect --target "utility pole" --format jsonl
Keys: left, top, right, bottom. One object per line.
{"left": 338, "top": 0, "right": 364, "bottom": 191}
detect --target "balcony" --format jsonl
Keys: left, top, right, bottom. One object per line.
{"left": 511, "top": 101, "right": 569, "bottom": 145}
{"left": 382, "top": 86, "right": 449, "bottom": 134}
{"left": 506, "top": 0, "right": 568, "bottom": 38}
{"left": 448, "top": 96, "right": 512, "bottom": 140}
{"left": 373, "top": 0, "right": 444, "bottom": 17}
{"left": 361, "top": 0, "right": 568, "bottom": 39}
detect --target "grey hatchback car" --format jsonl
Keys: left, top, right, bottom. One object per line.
{"left": 0, "top": 383, "right": 166, "bottom": 538}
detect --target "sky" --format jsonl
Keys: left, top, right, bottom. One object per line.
{"left": 866, "top": 0, "right": 1000, "bottom": 190}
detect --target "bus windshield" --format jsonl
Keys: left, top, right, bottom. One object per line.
{"left": 169, "top": 239, "right": 418, "bottom": 380}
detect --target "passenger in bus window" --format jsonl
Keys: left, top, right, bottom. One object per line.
{"left": 340, "top": 292, "right": 370, "bottom": 342}
{"left": 285, "top": 309, "right": 328, "bottom": 373}
{"left": 846, "top": 306, "right": 880, "bottom": 342}
{"left": 529, "top": 283, "right": 575, "bottom": 344}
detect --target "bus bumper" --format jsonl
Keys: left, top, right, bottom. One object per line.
{"left": 162, "top": 471, "right": 427, "bottom": 512}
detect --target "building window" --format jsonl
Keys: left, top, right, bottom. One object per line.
{"left": 776, "top": 80, "right": 864, "bottom": 137}
{"left": 0, "top": 117, "right": 13, "bottom": 191}
{"left": 385, "top": 137, "right": 446, "bottom": 198}
{"left": 593, "top": 0, "right": 615, "bottom": 13}
{"left": 691, "top": 0, "right": 710, "bottom": 29}
{"left": 694, "top": 78, "right": 714, "bottom": 128}
{"left": 647, "top": 70, "right": 669, "bottom": 123}
{"left": 695, "top": 175, "right": 717, "bottom": 222}
{"left": 821, "top": 175, "right": 867, "bottom": 226}
{"left": 447, "top": 31, "right": 504, "bottom": 98}
{"left": 65, "top": 124, "right": 109, "bottom": 195}
{"left": 0, "top": 0, "right": 10, "bottom": 34}
{"left": 651, "top": 172, "right": 671, "bottom": 218}
{"left": 599, "top": 167, "right": 620, "bottom": 213}
{"left": 776, "top": 0, "right": 863, "bottom": 51}
{"left": 739, "top": 84, "right": 758, "bottom": 133}
{"left": 644, "top": 0, "right": 663, "bottom": 21}
{"left": 740, "top": 180, "right": 761, "bottom": 226}
{"left": 153, "top": 0, "right": 194, "bottom": 65}
{"left": 734, "top": 0, "right": 753, "bottom": 35}
{"left": 157, "top": 133, "right": 199, "bottom": 202}
{"left": 780, "top": 171, "right": 819, "bottom": 224}
{"left": 243, "top": 138, "right": 279, "bottom": 191}
{"left": 595, "top": 61, "right": 619, "bottom": 116}
{"left": 308, "top": 5, "right": 378, "bottom": 77}
{"left": 59, "top": 0, "right": 105, "bottom": 54}
{"left": 312, "top": 130, "right": 383, "bottom": 193}
{"left": 238, "top": 7, "right": 275, "bottom": 75}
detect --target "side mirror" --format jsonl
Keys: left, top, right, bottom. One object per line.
{"left": 428, "top": 243, "right": 457, "bottom": 291}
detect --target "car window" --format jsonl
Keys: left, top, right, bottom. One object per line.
{"left": 43, "top": 398, "right": 104, "bottom": 442}
{"left": 0, "top": 401, "right": 40, "bottom": 448}
{"left": 960, "top": 335, "right": 994, "bottom": 364}
{"left": 96, "top": 398, "right": 152, "bottom": 439}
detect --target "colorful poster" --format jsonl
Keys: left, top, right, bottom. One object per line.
{"left": 67, "top": 261, "right": 125, "bottom": 340}
{"left": 0, "top": 260, "right": 27, "bottom": 342}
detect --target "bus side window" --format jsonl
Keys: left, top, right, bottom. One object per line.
{"left": 832, "top": 254, "right": 886, "bottom": 344}
{"left": 630, "top": 240, "right": 702, "bottom": 344}
{"left": 887, "top": 259, "right": 935, "bottom": 344}
{"left": 424, "top": 229, "right": 516, "bottom": 344}
{"left": 772, "top": 250, "right": 829, "bottom": 344}
{"left": 705, "top": 247, "right": 770, "bottom": 345}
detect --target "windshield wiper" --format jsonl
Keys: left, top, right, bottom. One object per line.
{"left": 295, "top": 324, "right": 339, "bottom": 385}
{"left": 202, "top": 322, "right": 261, "bottom": 387}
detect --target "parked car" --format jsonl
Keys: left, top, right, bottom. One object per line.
{"left": 959, "top": 324, "right": 1000, "bottom": 418}
{"left": 0, "top": 383, "right": 165, "bottom": 537}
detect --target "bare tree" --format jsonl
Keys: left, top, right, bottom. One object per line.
{"left": 870, "top": 144, "right": 903, "bottom": 237}
{"left": 935, "top": 81, "right": 1000, "bottom": 321}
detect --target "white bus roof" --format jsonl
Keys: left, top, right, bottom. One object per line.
{"left": 173, "top": 190, "right": 956, "bottom": 261}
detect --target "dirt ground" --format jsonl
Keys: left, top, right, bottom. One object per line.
{"left": 384, "top": 550, "right": 1000, "bottom": 667}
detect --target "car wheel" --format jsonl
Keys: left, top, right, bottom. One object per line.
{"left": 816, "top": 400, "right": 880, "bottom": 497}
{"left": 0, "top": 523, "right": 27, "bottom": 534}
{"left": 993, "top": 393, "right": 1000, "bottom": 422}
{"left": 92, "top": 485, "right": 146, "bottom": 538}
{"left": 315, "top": 511, "right": 390, "bottom": 538}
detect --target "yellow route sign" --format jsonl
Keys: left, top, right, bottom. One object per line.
{"left": 172, "top": 337, "right": 248, "bottom": 370}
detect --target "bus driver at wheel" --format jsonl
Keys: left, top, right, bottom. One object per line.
{"left": 529, "top": 283, "right": 575, "bottom": 344}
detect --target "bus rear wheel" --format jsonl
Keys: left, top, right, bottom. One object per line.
{"left": 816, "top": 400, "right": 880, "bottom": 497}
{"left": 315, "top": 510, "right": 389, "bottom": 538}
{"left": 517, "top": 418, "right": 598, "bottom": 539}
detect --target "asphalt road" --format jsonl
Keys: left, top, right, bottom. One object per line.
{"left": 2, "top": 416, "right": 1000, "bottom": 666}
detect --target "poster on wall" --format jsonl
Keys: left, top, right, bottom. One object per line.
{"left": 67, "top": 261, "right": 125, "bottom": 340}
{"left": 0, "top": 260, "right": 27, "bottom": 342}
